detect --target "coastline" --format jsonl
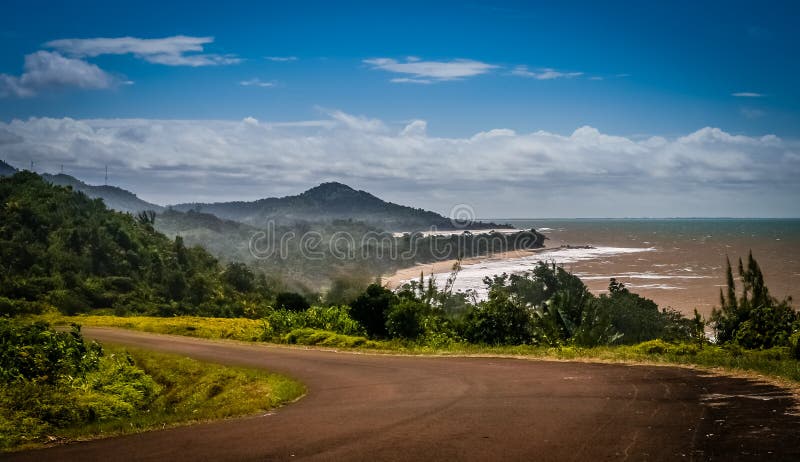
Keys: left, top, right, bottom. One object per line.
{"left": 382, "top": 241, "right": 557, "bottom": 289}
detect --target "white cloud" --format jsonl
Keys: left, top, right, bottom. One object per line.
{"left": 511, "top": 65, "right": 583, "bottom": 80}
{"left": 265, "top": 56, "right": 297, "bottom": 62}
{"left": 45, "top": 36, "right": 241, "bottom": 67}
{"left": 390, "top": 78, "right": 433, "bottom": 84}
{"left": 732, "top": 92, "right": 764, "bottom": 97}
{"left": 0, "top": 51, "right": 119, "bottom": 98}
{"left": 400, "top": 120, "right": 427, "bottom": 137}
{"left": 326, "top": 110, "right": 387, "bottom": 132}
{"left": 364, "top": 57, "right": 497, "bottom": 82}
{"left": 240, "top": 78, "right": 275, "bottom": 88}
{"left": 1, "top": 113, "right": 796, "bottom": 216}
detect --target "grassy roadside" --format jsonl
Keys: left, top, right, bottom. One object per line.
{"left": 40, "top": 314, "right": 800, "bottom": 384}
{"left": 1, "top": 344, "right": 305, "bottom": 452}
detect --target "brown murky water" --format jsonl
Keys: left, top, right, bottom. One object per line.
{"left": 460, "top": 219, "right": 800, "bottom": 316}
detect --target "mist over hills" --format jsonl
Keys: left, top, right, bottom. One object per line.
{"left": 172, "top": 182, "right": 509, "bottom": 232}
{"left": 0, "top": 161, "right": 162, "bottom": 214}
{"left": 0, "top": 160, "right": 16, "bottom": 177}
{"left": 0, "top": 164, "right": 509, "bottom": 233}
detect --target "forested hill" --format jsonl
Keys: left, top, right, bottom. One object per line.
{"left": 0, "top": 172, "right": 267, "bottom": 317}
{"left": 0, "top": 162, "right": 161, "bottom": 214}
{"left": 0, "top": 160, "right": 15, "bottom": 176}
{"left": 172, "top": 182, "right": 510, "bottom": 232}
{"left": 41, "top": 173, "right": 163, "bottom": 214}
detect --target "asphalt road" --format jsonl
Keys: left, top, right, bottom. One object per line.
{"left": 5, "top": 328, "right": 799, "bottom": 461}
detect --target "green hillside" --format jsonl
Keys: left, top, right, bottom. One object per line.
{"left": 0, "top": 172, "right": 270, "bottom": 317}
{"left": 172, "top": 182, "right": 511, "bottom": 232}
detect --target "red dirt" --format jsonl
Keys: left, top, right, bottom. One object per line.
{"left": 5, "top": 328, "right": 799, "bottom": 461}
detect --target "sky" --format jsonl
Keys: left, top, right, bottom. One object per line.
{"left": 1, "top": 0, "right": 799, "bottom": 218}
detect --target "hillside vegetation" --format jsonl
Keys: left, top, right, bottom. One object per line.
{"left": 0, "top": 172, "right": 275, "bottom": 317}
{"left": 172, "top": 181, "right": 511, "bottom": 232}
{"left": 0, "top": 320, "right": 304, "bottom": 451}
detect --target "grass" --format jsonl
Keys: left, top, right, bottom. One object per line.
{"left": 1, "top": 344, "right": 305, "bottom": 452}
{"left": 39, "top": 314, "right": 800, "bottom": 384}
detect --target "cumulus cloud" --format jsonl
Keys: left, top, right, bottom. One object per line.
{"left": 1, "top": 113, "right": 797, "bottom": 216}
{"left": 364, "top": 57, "right": 497, "bottom": 82}
{"left": 511, "top": 65, "right": 583, "bottom": 80}
{"left": 1, "top": 35, "right": 239, "bottom": 97}
{"left": 0, "top": 51, "right": 119, "bottom": 98}
{"left": 45, "top": 36, "right": 240, "bottom": 67}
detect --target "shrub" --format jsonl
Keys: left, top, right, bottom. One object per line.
{"left": 283, "top": 328, "right": 378, "bottom": 348}
{"left": 386, "top": 300, "right": 428, "bottom": 339}
{"left": 350, "top": 284, "right": 396, "bottom": 338}
{"left": 275, "top": 292, "right": 310, "bottom": 312}
{"left": 789, "top": 331, "right": 800, "bottom": 360}
{"left": 634, "top": 339, "right": 672, "bottom": 355}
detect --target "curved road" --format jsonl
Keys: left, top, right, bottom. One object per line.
{"left": 5, "top": 328, "right": 800, "bottom": 461}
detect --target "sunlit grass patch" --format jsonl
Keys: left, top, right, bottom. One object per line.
{"left": 1, "top": 344, "right": 305, "bottom": 452}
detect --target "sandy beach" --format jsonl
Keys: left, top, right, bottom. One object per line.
{"left": 383, "top": 245, "right": 555, "bottom": 289}
{"left": 382, "top": 220, "right": 800, "bottom": 317}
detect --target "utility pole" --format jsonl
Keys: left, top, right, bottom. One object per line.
{"left": 105, "top": 165, "right": 108, "bottom": 185}
{"left": 30, "top": 160, "right": 34, "bottom": 171}
{"left": 60, "top": 164, "right": 64, "bottom": 174}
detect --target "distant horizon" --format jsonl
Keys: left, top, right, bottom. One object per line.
{"left": 4, "top": 160, "right": 799, "bottom": 221}
{"left": 2, "top": 1, "right": 798, "bottom": 217}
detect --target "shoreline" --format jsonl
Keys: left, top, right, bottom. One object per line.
{"left": 382, "top": 241, "right": 559, "bottom": 289}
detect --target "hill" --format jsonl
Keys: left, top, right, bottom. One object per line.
{"left": 0, "top": 160, "right": 16, "bottom": 177}
{"left": 0, "top": 163, "right": 161, "bottom": 214}
{"left": 41, "top": 173, "right": 163, "bottom": 214}
{"left": 0, "top": 172, "right": 270, "bottom": 317}
{"left": 172, "top": 182, "right": 510, "bottom": 232}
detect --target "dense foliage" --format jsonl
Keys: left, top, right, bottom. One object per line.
{"left": 711, "top": 253, "right": 798, "bottom": 352}
{"left": 0, "top": 320, "right": 160, "bottom": 449}
{"left": 156, "top": 206, "right": 545, "bottom": 291}
{"left": 0, "top": 319, "right": 304, "bottom": 451}
{"left": 0, "top": 173, "right": 280, "bottom": 317}
{"left": 2, "top": 172, "right": 795, "bottom": 354}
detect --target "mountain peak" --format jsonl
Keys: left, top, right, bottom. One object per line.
{"left": 300, "top": 182, "right": 362, "bottom": 200}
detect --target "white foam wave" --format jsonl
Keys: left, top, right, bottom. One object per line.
{"left": 402, "top": 245, "right": 657, "bottom": 300}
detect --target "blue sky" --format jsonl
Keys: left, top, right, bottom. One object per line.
{"left": 1, "top": 1, "right": 799, "bottom": 217}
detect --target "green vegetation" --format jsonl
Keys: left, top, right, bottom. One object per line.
{"left": 0, "top": 320, "right": 304, "bottom": 451}
{"left": 171, "top": 181, "right": 511, "bottom": 232}
{"left": 711, "top": 252, "right": 797, "bottom": 350}
{"left": 0, "top": 172, "right": 285, "bottom": 317}
{"left": 2, "top": 170, "right": 799, "bottom": 445}
{"left": 0, "top": 172, "right": 541, "bottom": 311}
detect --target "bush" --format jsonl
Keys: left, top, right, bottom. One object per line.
{"left": 463, "top": 293, "right": 533, "bottom": 345}
{"left": 386, "top": 300, "right": 428, "bottom": 339}
{"left": 283, "top": 328, "right": 378, "bottom": 348}
{"left": 0, "top": 320, "right": 102, "bottom": 383}
{"left": 47, "top": 289, "right": 89, "bottom": 315}
{"left": 350, "top": 284, "right": 396, "bottom": 338}
{"left": 0, "top": 296, "right": 46, "bottom": 317}
{"left": 634, "top": 339, "right": 672, "bottom": 355}
{"left": 274, "top": 292, "right": 310, "bottom": 312}
{"left": 789, "top": 331, "right": 800, "bottom": 360}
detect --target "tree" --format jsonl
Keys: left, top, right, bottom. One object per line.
{"left": 222, "top": 262, "right": 255, "bottom": 293}
{"left": 350, "top": 284, "right": 396, "bottom": 338}
{"left": 275, "top": 292, "right": 310, "bottom": 312}
{"left": 710, "top": 252, "right": 796, "bottom": 348}
{"left": 386, "top": 299, "right": 428, "bottom": 339}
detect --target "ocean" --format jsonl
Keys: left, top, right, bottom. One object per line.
{"left": 428, "top": 219, "right": 800, "bottom": 316}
